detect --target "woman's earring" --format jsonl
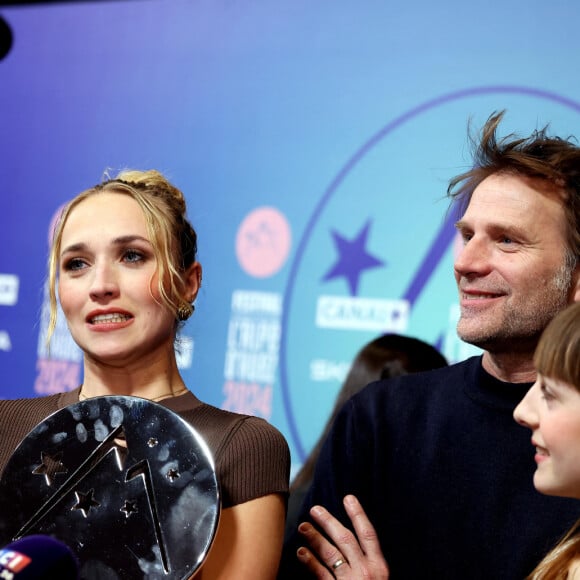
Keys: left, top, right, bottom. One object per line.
{"left": 177, "top": 302, "right": 194, "bottom": 321}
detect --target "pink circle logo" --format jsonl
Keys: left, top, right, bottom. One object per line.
{"left": 236, "top": 207, "right": 292, "bottom": 278}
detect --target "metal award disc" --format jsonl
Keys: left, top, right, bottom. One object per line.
{"left": 0, "top": 396, "right": 220, "bottom": 579}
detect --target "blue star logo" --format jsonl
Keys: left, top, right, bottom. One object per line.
{"left": 321, "top": 220, "right": 385, "bottom": 296}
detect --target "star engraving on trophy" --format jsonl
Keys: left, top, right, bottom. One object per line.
{"left": 166, "top": 468, "right": 180, "bottom": 482}
{"left": 120, "top": 499, "right": 139, "bottom": 518}
{"left": 71, "top": 488, "right": 101, "bottom": 517}
{"left": 32, "top": 451, "right": 68, "bottom": 486}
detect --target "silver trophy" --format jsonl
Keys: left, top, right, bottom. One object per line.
{"left": 0, "top": 396, "right": 220, "bottom": 579}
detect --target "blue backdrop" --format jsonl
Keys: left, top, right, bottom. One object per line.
{"left": 1, "top": 0, "right": 580, "bottom": 473}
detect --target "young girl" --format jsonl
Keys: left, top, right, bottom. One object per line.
{"left": 0, "top": 169, "right": 290, "bottom": 579}
{"left": 514, "top": 300, "right": 580, "bottom": 579}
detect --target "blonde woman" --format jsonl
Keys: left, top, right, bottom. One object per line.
{"left": 0, "top": 170, "right": 290, "bottom": 578}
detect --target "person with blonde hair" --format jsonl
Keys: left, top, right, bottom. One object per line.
{"left": 0, "top": 169, "right": 290, "bottom": 579}
{"left": 514, "top": 302, "right": 580, "bottom": 579}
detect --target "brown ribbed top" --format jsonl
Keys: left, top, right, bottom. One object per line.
{"left": 0, "top": 389, "right": 290, "bottom": 508}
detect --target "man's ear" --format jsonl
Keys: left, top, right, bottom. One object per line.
{"left": 184, "top": 262, "right": 202, "bottom": 302}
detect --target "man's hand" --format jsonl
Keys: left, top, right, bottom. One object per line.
{"left": 295, "top": 495, "right": 389, "bottom": 579}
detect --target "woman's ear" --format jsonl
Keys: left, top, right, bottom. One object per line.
{"left": 185, "top": 262, "right": 203, "bottom": 302}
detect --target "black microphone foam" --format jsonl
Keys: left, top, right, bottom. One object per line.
{"left": 0, "top": 535, "right": 79, "bottom": 579}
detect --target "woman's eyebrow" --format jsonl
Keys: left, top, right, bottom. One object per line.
{"left": 61, "top": 235, "right": 151, "bottom": 255}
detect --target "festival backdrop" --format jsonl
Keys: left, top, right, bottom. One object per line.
{"left": 1, "top": 0, "right": 580, "bottom": 474}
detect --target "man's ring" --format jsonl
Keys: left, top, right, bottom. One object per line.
{"left": 332, "top": 558, "right": 347, "bottom": 570}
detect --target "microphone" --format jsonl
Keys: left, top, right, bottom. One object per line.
{"left": 0, "top": 535, "right": 79, "bottom": 579}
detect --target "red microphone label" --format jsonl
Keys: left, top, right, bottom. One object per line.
{"left": 0, "top": 549, "right": 32, "bottom": 575}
